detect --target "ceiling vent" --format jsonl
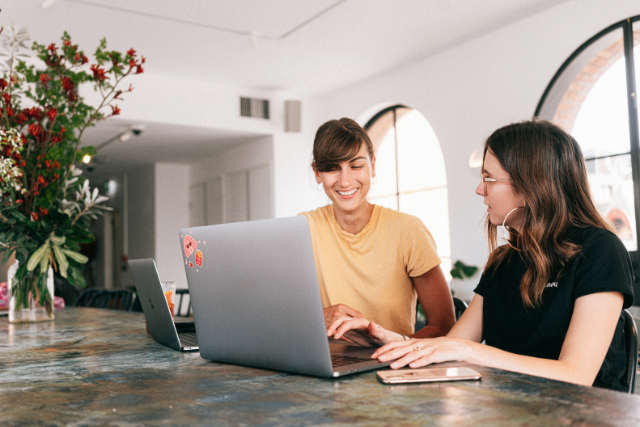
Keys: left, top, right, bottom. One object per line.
{"left": 240, "top": 97, "right": 270, "bottom": 119}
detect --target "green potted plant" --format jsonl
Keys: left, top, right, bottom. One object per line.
{"left": 0, "top": 24, "right": 144, "bottom": 322}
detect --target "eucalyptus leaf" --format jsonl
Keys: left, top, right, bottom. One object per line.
{"left": 61, "top": 248, "right": 89, "bottom": 264}
{"left": 49, "top": 234, "right": 66, "bottom": 246}
{"left": 52, "top": 244, "right": 69, "bottom": 278}
{"left": 26, "top": 240, "right": 50, "bottom": 271}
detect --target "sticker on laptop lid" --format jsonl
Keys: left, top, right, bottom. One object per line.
{"left": 195, "top": 250, "right": 203, "bottom": 267}
{"left": 184, "top": 235, "right": 197, "bottom": 258}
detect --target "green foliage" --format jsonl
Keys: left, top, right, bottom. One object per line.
{"left": 0, "top": 27, "right": 144, "bottom": 309}
{"left": 450, "top": 260, "right": 479, "bottom": 280}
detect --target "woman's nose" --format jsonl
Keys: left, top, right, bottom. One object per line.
{"left": 339, "top": 168, "right": 352, "bottom": 186}
{"left": 475, "top": 181, "right": 485, "bottom": 196}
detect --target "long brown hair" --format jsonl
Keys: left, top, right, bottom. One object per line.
{"left": 484, "top": 119, "right": 610, "bottom": 308}
{"left": 312, "top": 118, "right": 374, "bottom": 172}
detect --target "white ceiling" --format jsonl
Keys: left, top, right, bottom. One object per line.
{"left": 1, "top": 0, "right": 567, "bottom": 177}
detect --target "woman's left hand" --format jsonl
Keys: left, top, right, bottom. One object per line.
{"left": 371, "top": 337, "right": 475, "bottom": 369}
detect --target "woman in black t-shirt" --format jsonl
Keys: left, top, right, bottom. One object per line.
{"left": 373, "top": 119, "right": 634, "bottom": 391}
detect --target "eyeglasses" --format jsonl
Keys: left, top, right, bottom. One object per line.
{"left": 481, "top": 176, "right": 513, "bottom": 195}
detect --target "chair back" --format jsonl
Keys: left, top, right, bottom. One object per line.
{"left": 415, "top": 296, "right": 468, "bottom": 332}
{"left": 623, "top": 309, "right": 638, "bottom": 394}
{"left": 175, "top": 288, "right": 192, "bottom": 317}
{"left": 453, "top": 297, "right": 468, "bottom": 320}
{"left": 75, "top": 289, "right": 134, "bottom": 311}
{"left": 74, "top": 289, "right": 102, "bottom": 307}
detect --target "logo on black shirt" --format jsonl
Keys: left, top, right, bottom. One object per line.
{"left": 546, "top": 282, "right": 558, "bottom": 288}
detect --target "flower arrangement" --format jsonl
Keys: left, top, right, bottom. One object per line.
{"left": 0, "top": 24, "right": 144, "bottom": 321}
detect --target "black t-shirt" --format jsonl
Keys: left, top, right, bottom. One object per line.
{"left": 474, "top": 226, "right": 634, "bottom": 392}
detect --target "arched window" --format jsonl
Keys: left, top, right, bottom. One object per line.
{"left": 364, "top": 105, "right": 451, "bottom": 276}
{"left": 536, "top": 16, "right": 640, "bottom": 254}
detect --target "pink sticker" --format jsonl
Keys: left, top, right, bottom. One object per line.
{"left": 195, "top": 250, "right": 202, "bottom": 267}
{"left": 184, "top": 235, "right": 197, "bottom": 258}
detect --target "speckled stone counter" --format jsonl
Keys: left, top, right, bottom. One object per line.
{"left": 1, "top": 308, "right": 640, "bottom": 426}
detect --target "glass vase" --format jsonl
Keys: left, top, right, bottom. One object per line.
{"left": 7, "top": 260, "right": 55, "bottom": 323}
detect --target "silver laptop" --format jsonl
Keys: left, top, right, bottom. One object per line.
{"left": 129, "top": 258, "right": 199, "bottom": 352}
{"left": 179, "top": 216, "right": 391, "bottom": 377}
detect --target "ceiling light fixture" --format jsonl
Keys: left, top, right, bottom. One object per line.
{"left": 96, "top": 125, "right": 145, "bottom": 151}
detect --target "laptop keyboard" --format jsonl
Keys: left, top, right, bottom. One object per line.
{"left": 331, "top": 354, "right": 371, "bottom": 367}
{"left": 178, "top": 332, "right": 199, "bottom": 347}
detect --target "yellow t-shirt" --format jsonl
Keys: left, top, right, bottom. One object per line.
{"left": 300, "top": 204, "right": 441, "bottom": 336}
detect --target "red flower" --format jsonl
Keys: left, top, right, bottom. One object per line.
{"left": 37, "top": 175, "right": 47, "bottom": 187}
{"left": 127, "top": 84, "right": 134, "bottom": 92}
{"left": 15, "top": 199, "right": 22, "bottom": 205}
{"left": 5, "top": 107, "right": 13, "bottom": 117}
{"left": 39, "top": 73, "right": 51, "bottom": 86}
{"left": 39, "top": 207, "right": 48, "bottom": 217}
{"left": 46, "top": 108, "right": 57, "bottom": 121}
{"left": 53, "top": 173, "right": 59, "bottom": 181}
{"left": 110, "top": 105, "right": 121, "bottom": 116}
{"left": 90, "top": 64, "right": 109, "bottom": 82}
{"left": 48, "top": 43, "right": 56, "bottom": 52}
{"left": 62, "top": 77, "right": 74, "bottom": 92}
{"left": 14, "top": 112, "right": 27, "bottom": 124}
{"left": 127, "top": 48, "right": 136, "bottom": 57}
{"left": 29, "top": 123, "right": 43, "bottom": 138}
{"left": 63, "top": 39, "right": 71, "bottom": 47}
{"left": 141, "top": 56, "right": 146, "bottom": 64}
{"left": 0, "top": 79, "right": 7, "bottom": 91}
{"left": 31, "top": 212, "right": 38, "bottom": 221}
{"left": 129, "top": 59, "right": 136, "bottom": 68}
{"left": 81, "top": 54, "right": 88, "bottom": 64}
{"left": 2, "top": 93, "right": 10, "bottom": 104}
{"left": 27, "top": 107, "right": 43, "bottom": 121}
{"left": 136, "top": 65, "right": 144, "bottom": 74}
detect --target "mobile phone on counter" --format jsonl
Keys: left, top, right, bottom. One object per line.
{"left": 376, "top": 367, "right": 481, "bottom": 384}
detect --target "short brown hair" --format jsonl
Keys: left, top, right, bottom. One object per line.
{"left": 312, "top": 118, "right": 374, "bottom": 172}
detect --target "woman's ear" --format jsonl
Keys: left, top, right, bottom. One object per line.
{"left": 371, "top": 155, "right": 376, "bottom": 177}
{"left": 313, "top": 164, "right": 322, "bottom": 183}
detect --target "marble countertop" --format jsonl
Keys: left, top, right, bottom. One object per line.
{"left": 1, "top": 307, "right": 640, "bottom": 426}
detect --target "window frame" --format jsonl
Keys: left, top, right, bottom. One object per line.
{"left": 535, "top": 15, "right": 640, "bottom": 301}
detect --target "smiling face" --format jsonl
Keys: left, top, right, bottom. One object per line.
{"left": 476, "top": 149, "right": 526, "bottom": 230}
{"left": 315, "top": 143, "right": 376, "bottom": 217}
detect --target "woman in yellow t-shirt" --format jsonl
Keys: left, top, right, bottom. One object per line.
{"left": 301, "top": 117, "right": 455, "bottom": 346}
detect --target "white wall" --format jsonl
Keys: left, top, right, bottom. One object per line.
{"left": 270, "top": 0, "right": 640, "bottom": 298}
{"left": 154, "top": 163, "right": 191, "bottom": 289}
{"left": 127, "top": 165, "right": 155, "bottom": 262}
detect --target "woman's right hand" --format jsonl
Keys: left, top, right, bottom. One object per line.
{"left": 323, "top": 304, "right": 363, "bottom": 327}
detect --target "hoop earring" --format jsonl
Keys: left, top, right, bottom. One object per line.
{"left": 502, "top": 206, "right": 523, "bottom": 250}
{"left": 317, "top": 182, "right": 323, "bottom": 192}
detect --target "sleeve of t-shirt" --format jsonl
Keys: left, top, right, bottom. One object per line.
{"left": 572, "top": 229, "right": 634, "bottom": 308}
{"left": 474, "top": 270, "right": 489, "bottom": 297}
{"left": 403, "top": 215, "right": 442, "bottom": 278}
